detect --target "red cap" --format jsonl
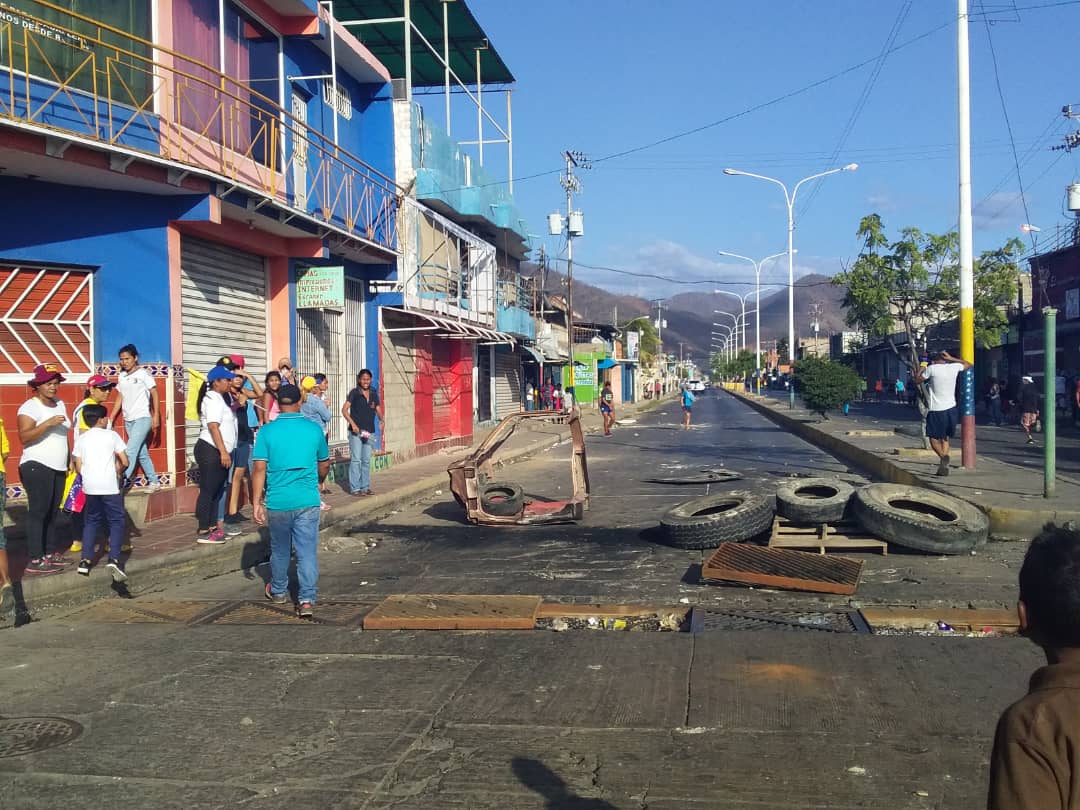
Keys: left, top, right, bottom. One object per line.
{"left": 86, "top": 374, "right": 115, "bottom": 389}
{"left": 228, "top": 354, "right": 245, "bottom": 368}
{"left": 29, "top": 364, "right": 65, "bottom": 386}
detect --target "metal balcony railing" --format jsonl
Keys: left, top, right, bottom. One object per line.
{"left": 0, "top": 0, "right": 399, "bottom": 252}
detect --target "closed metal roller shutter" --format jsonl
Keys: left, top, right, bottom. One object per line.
{"left": 494, "top": 348, "right": 521, "bottom": 419}
{"left": 430, "top": 339, "right": 454, "bottom": 439}
{"left": 180, "top": 236, "right": 267, "bottom": 461}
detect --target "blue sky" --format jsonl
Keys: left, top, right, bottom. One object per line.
{"left": 429, "top": 0, "right": 1080, "bottom": 299}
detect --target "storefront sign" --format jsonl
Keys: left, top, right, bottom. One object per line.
{"left": 572, "top": 364, "right": 595, "bottom": 387}
{"left": 296, "top": 265, "right": 344, "bottom": 309}
{"left": 626, "top": 331, "right": 640, "bottom": 361}
{"left": 0, "top": 4, "right": 85, "bottom": 49}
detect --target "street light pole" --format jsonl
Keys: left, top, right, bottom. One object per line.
{"left": 724, "top": 165, "right": 858, "bottom": 408}
{"left": 718, "top": 250, "right": 788, "bottom": 390}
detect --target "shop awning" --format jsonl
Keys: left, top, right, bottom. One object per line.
{"left": 596, "top": 358, "right": 617, "bottom": 370}
{"left": 520, "top": 345, "right": 544, "bottom": 364}
{"left": 380, "top": 307, "right": 514, "bottom": 344}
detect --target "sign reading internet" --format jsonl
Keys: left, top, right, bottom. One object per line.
{"left": 296, "top": 265, "right": 344, "bottom": 309}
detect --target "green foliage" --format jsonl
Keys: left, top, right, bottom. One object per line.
{"left": 832, "top": 214, "right": 1021, "bottom": 378}
{"left": 710, "top": 350, "right": 758, "bottom": 379}
{"left": 794, "top": 357, "right": 863, "bottom": 418}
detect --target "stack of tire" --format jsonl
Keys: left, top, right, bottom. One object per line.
{"left": 659, "top": 477, "right": 989, "bottom": 555}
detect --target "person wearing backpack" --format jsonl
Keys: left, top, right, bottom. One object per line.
{"left": 681, "top": 385, "right": 696, "bottom": 430}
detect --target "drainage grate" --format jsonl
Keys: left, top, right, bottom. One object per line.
{"left": 701, "top": 543, "right": 864, "bottom": 595}
{"left": 204, "top": 601, "right": 373, "bottom": 627}
{"left": 690, "top": 608, "right": 863, "bottom": 634}
{"left": 0, "top": 716, "right": 83, "bottom": 758}
{"left": 65, "top": 599, "right": 374, "bottom": 627}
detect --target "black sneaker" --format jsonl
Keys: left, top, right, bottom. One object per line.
{"left": 223, "top": 512, "right": 245, "bottom": 525}
{"left": 105, "top": 559, "right": 128, "bottom": 583}
{"left": 76, "top": 559, "right": 92, "bottom": 576}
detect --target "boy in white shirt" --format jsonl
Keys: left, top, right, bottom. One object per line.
{"left": 72, "top": 404, "right": 130, "bottom": 581}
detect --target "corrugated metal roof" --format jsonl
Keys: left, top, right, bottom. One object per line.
{"left": 334, "top": 0, "right": 514, "bottom": 86}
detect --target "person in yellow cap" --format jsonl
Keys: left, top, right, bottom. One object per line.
{"left": 300, "top": 375, "right": 332, "bottom": 511}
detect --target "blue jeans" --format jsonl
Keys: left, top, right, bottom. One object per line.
{"left": 348, "top": 431, "right": 372, "bottom": 493}
{"left": 82, "top": 493, "right": 125, "bottom": 560}
{"left": 267, "top": 506, "right": 321, "bottom": 604}
{"left": 124, "top": 417, "right": 158, "bottom": 485}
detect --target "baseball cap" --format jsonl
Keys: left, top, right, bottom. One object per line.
{"left": 277, "top": 383, "right": 302, "bottom": 405}
{"left": 300, "top": 375, "right": 317, "bottom": 391}
{"left": 207, "top": 365, "right": 234, "bottom": 383}
{"left": 1022, "top": 375, "right": 1034, "bottom": 383}
{"left": 215, "top": 355, "right": 237, "bottom": 371}
{"left": 86, "top": 374, "right": 115, "bottom": 389}
{"left": 228, "top": 354, "right": 245, "bottom": 369}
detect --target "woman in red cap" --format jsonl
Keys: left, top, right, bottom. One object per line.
{"left": 16, "top": 364, "right": 71, "bottom": 573}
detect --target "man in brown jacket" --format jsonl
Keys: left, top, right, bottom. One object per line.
{"left": 988, "top": 523, "right": 1080, "bottom": 809}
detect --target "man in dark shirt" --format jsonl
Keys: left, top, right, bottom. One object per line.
{"left": 988, "top": 523, "right": 1080, "bottom": 809}
{"left": 1019, "top": 375, "right": 1041, "bottom": 445}
{"left": 341, "top": 369, "right": 384, "bottom": 496}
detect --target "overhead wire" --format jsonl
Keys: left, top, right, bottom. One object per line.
{"left": 797, "top": 0, "right": 913, "bottom": 219}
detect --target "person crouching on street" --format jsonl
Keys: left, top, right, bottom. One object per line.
{"left": 988, "top": 523, "right": 1080, "bottom": 809}
{"left": 73, "top": 404, "right": 129, "bottom": 581}
{"left": 252, "top": 384, "right": 330, "bottom": 619}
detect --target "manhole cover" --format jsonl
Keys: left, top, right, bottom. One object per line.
{"left": 0, "top": 716, "right": 83, "bottom": 758}
{"left": 690, "top": 608, "right": 864, "bottom": 634}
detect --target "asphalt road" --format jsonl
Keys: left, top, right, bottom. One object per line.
{"left": 1, "top": 390, "right": 1038, "bottom": 809}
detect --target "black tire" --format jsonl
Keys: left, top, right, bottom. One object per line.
{"left": 852, "top": 483, "right": 988, "bottom": 555}
{"left": 775, "top": 478, "right": 855, "bottom": 524}
{"left": 660, "top": 492, "right": 774, "bottom": 550}
{"left": 479, "top": 482, "right": 524, "bottom": 517}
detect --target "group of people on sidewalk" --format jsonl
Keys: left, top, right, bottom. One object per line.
{"left": 0, "top": 348, "right": 386, "bottom": 620}
{"left": 523, "top": 380, "right": 575, "bottom": 413}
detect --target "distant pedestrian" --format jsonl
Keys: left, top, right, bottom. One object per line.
{"left": 874, "top": 379, "right": 884, "bottom": 401}
{"left": 525, "top": 381, "right": 535, "bottom": 411}
{"left": 600, "top": 380, "right": 615, "bottom": 435}
{"left": 0, "top": 416, "right": 12, "bottom": 615}
{"left": 194, "top": 365, "right": 237, "bottom": 544}
{"left": 277, "top": 357, "right": 297, "bottom": 387}
{"left": 17, "top": 364, "right": 71, "bottom": 573}
{"left": 654, "top": 379, "right": 662, "bottom": 399}
{"left": 988, "top": 380, "right": 1004, "bottom": 426}
{"left": 554, "top": 384, "right": 564, "bottom": 411}
{"left": 1020, "top": 375, "right": 1041, "bottom": 445}
{"left": 343, "top": 369, "right": 383, "bottom": 496}
{"left": 920, "top": 350, "right": 970, "bottom": 476}
{"left": 681, "top": 385, "right": 695, "bottom": 430}
{"left": 109, "top": 344, "right": 160, "bottom": 492}
{"left": 300, "top": 375, "right": 332, "bottom": 431}
{"left": 563, "top": 385, "right": 575, "bottom": 414}
{"left": 987, "top": 523, "right": 1080, "bottom": 810}
{"left": 72, "top": 404, "right": 129, "bottom": 582}
{"left": 253, "top": 384, "right": 330, "bottom": 619}
{"left": 895, "top": 378, "right": 905, "bottom": 403}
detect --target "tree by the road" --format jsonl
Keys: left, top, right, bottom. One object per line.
{"left": 711, "top": 350, "right": 757, "bottom": 380}
{"left": 794, "top": 356, "right": 863, "bottom": 418}
{"left": 833, "top": 214, "right": 1019, "bottom": 412}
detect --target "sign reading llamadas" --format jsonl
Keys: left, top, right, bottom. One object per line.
{"left": 296, "top": 266, "right": 345, "bottom": 309}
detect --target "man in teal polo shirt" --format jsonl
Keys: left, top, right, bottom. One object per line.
{"left": 252, "top": 383, "right": 329, "bottom": 619}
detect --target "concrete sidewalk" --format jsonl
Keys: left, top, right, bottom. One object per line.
{"left": 727, "top": 387, "right": 1080, "bottom": 540}
{"left": 6, "top": 395, "right": 673, "bottom": 617}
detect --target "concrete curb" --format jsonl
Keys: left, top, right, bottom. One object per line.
{"left": 725, "top": 388, "right": 1080, "bottom": 541}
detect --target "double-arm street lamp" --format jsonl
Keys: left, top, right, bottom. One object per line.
{"left": 718, "top": 250, "right": 789, "bottom": 387}
{"left": 723, "top": 164, "right": 858, "bottom": 408}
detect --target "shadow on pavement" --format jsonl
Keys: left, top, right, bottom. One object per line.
{"left": 512, "top": 757, "right": 618, "bottom": 809}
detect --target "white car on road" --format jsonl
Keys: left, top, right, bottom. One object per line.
{"left": 686, "top": 380, "right": 706, "bottom": 392}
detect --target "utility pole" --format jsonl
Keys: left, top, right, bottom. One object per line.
{"left": 554, "top": 150, "right": 588, "bottom": 388}
{"left": 957, "top": 0, "right": 977, "bottom": 469}
{"left": 809, "top": 301, "right": 823, "bottom": 357}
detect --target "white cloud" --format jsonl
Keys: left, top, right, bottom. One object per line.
{"left": 865, "top": 192, "right": 894, "bottom": 211}
{"left": 973, "top": 191, "right": 1024, "bottom": 231}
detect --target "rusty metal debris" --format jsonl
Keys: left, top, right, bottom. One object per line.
{"left": 701, "top": 542, "right": 864, "bottom": 595}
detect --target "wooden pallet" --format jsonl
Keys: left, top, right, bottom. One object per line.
{"left": 860, "top": 607, "right": 1018, "bottom": 634}
{"left": 768, "top": 516, "right": 888, "bottom": 555}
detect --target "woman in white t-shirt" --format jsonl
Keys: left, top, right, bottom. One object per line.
{"left": 193, "top": 366, "right": 238, "bottom": 545}
{"left": 109, "top": 343, "right": 160, "bottom": 492}
{"left": 16, "top": 364, "right": 71, "bottom": 573}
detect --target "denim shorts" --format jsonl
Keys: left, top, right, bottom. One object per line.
{"left": 232, "top": 441, "right": 253, "bottom": 470}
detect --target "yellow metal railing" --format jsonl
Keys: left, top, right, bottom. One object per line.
{"left": 0, "top": 0, "right": 399, "bottom": 251}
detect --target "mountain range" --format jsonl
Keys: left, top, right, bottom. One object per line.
{"left": 524, "top": 265, "right": 850, "bottom": 361}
